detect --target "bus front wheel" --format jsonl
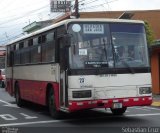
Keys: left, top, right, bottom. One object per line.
{"left": 15, "top": 84, "right": 24, "bottom": 107}
{"left": 48, "top": 88, "right": 62, "bottom": 119}
{"left": 110, "top": 107, "right": 127, "bottom": 115}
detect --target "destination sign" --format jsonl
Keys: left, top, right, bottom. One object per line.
{"left": 83, "top": 24, "right": 104, "bottom": 34}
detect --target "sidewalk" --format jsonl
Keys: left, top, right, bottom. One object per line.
{"left": 152, "top": 94, "right": 160, "bottom": 107}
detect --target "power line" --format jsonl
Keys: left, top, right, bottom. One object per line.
{"left": 0, "top": 0, "right": 119, "bottom": 45}
{"left": 0, "top": 33, "right": 24, "bottom": 44}
{"left": 79, "top": 0, "right": 97, "bottom": 5}
{"left": 0, "top": 4, "right": 49, "bottom": 20}
{"left": 79, "top": 0, "right": 118, "bottom": 11}
{"left": 0, "top": 0, "right": 14, "bottom": 13}
{"left": 80, "top": 3, "right": 107, "bottom": 10}
{"left": 0, "top": 0, "right": 47, "bottom": 14}
{"left": 0, "top": 4, "right": 49, "bottom": 25}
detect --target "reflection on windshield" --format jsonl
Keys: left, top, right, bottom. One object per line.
{"left": 69, "top": 23, "right": 114, "bottom": 69}
{"left": 112, "top": 33, "right": 148, "bottom": 68}
{"left": 68, "top": 23, "right": 149, "bottom": 69}
{"left": 70, "top": 38, "right": 113, "bottom": 69}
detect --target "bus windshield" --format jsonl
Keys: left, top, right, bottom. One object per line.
{"left": 68, "top": 22, "right": 149, "bottom": 69}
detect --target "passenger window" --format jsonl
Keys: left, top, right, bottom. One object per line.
{"left": 30, "top": 46, "right": 41, "bottom": 63}
{"left": 42, "top": 32, "right": 55, "bottom": 62}
{"left": 46, "top": 32, "right": 54, "bottom": 42}
{"left": 42, "top": 35, "right": 46, "bottom": 43}
{"left": 28, "top": 39, "right": 33, "bottom": 46}
{"left": 33, "top": 37, "right": 38, "bottom": 45}
{"left": 19, "top": 42, "right": 24, "bottom": 49}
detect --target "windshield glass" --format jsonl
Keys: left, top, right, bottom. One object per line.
{"left": 68, "top": 22, "right": 149, "bottom": 69}
{"left": 68, "top": 23, "right": 113, "bottom": 69}
{"left": 110, "top": 23, "right": 149, "bottom": 68}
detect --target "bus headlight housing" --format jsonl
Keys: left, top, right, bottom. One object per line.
{"left": 139, "top": 87, "right": 151, "bottom": 94}
{"left": 72, "top": 90, "right": 91, "bottom": 98}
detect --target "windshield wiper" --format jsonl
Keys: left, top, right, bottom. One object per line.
{"left": 120, "top": 59, "right": 135, "bottom": 74}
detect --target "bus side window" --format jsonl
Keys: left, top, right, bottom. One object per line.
{"left": 42, "top": 32, "right": 55, "bottom": 62}
{"left": 42, "top": 35, "right": 46, "bottom": 43}
{"left": 13, "top": 43, "right": 21, "bottom": 65}
{"left": 33, "top": 37, "right": 38, "bottom": 45}
{"left": 20, "top": 41, "right": 30, "bottom": 64}
{"left": 19, "top": 42, "right": 24, "bottom": 49}
{"left": 28, "top": 39, "right": 33, "bottom": 46}
{"left": 7, "top": 46, "right": 14, "bottom": 67}
{"left": 7, "top": 46, "right": 10, "bottom": 67}
{"left": 30, "top": 37, "right": 41, "bottom": 63}
{"left": 30, "top": 46, "right": 41, "bottom": 63}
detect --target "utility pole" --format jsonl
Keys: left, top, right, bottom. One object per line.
{"left": 75, "top": 0, "right": 79, "bottom": 18}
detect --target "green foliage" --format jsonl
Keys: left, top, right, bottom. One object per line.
{"left": 144, "top": 21, "right": 154, "bottom": 45}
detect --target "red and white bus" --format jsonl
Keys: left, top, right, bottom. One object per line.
{"left": 5, "top": 19, "right": 152, "bottom": 118}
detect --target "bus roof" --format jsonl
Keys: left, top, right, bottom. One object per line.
{"left": 6, "top": 18, "right": 144, "bottom": 46}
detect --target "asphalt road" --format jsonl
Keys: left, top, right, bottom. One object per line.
{"left": 0, "top": 88, "right": 160, "bottom": 133}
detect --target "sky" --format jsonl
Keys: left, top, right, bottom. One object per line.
{"left": 0, "top": 0, "right": 160, "bottom": 45}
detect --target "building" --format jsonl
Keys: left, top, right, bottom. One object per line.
{"left": 23, "top": 20, "right": 54, "bottom": 34}
{"left": 151, "top": 43, "right": 160, "bottom": 94}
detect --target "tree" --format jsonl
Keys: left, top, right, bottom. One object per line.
{"left": 144, "top": 21, "right": 154, "bottom": 45}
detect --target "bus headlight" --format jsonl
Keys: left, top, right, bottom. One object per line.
{"left": 139, "top": 87, "right": 151, "bottom": 94}
{"left": 72, "top": 90, "right": 91, "bottom": 98}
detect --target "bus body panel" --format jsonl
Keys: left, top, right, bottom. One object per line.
{"left": 6, "top": 79, "right": 60, "bottom": 108}
{"left": 67, "top": 73, "right": 152, "bottom": 111}
{"left": 68, "top": 73, "right": 151, "bottom": 100}
{"left": 68, "top": 73, "right": 151, "bottom": 89}
{"left": 6, "top": 64, "right": 60, "bottom": 107}
{"left": 12, "top": 64, "right": 60, "bottom": 82}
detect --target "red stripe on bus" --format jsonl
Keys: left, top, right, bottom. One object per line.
{"left": 68, "top": 96, "right": 152, "bottom": 112}
{"left": 6, "top": 78, "right": 60, "bottom": 109}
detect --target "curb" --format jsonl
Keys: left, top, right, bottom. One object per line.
{"left": 151, "top": 101, "right": 160, "bottom": 107}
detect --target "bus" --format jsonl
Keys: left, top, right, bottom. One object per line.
{"left": 5, "top": 18, "right": 152, "bottom": 118}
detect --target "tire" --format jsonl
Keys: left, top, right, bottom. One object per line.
{"left": 110, "top": 107, "right": 127, "bottom": 115}
{"left": 48, "top": 88, "right": 62, "bottom": 119}
{"left": 15, "top": 84, "right": 24, "bottom": 107}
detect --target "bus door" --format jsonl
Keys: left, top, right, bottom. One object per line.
{"left": 58, "top": 37, "right": 69, "bottom": 108}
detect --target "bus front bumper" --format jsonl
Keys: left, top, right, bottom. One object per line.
{"left": 68, "top": 96, "right": 152, "bottom": 112}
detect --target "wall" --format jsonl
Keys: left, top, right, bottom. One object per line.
{"left": 151, "top": 48, "right": 160, "bottom": 94}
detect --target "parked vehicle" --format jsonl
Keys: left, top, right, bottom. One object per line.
{"left": 0, "top": 69, "right": 5, "bottom": 88}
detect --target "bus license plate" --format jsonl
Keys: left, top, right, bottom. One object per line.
{"left": 112, "top": 103, "right": 122, "bottom": 109}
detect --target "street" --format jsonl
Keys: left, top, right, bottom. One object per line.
{"left": 0, "top": 88, "right": 160, "bottom": 133}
